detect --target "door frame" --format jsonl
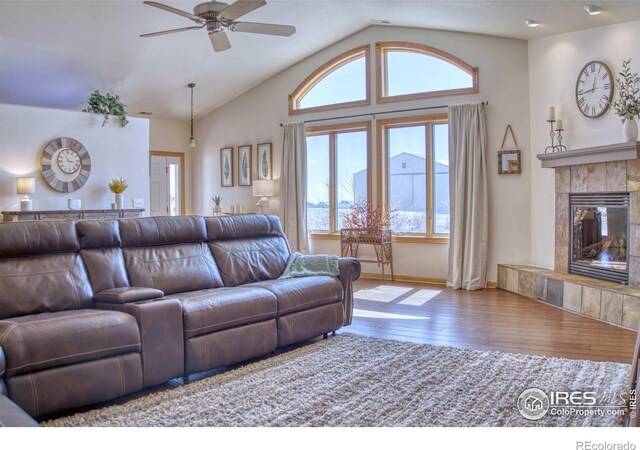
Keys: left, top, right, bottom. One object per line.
{"left": 150, "top": 150, "right": 186, "bottom": 216}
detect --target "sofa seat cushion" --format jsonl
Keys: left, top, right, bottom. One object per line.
{"left": 168, "top": 288, "right": 277, "bottom": 339}
{"left": 239, "top": 276, "right": 343, "bottom": 316}
{"left": 0, "top": 310, "right": 140, "bottom": 378}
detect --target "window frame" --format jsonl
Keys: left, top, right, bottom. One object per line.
{"left": 306, "top": 121, "right": 372, "bottom": 235}
{"left": 376, "top": 113, "right": 450, "bottom": 243}
{"left": 376, "top": 41, "right": 478, "bottom": 104}
{"left": 289, "top": 45, "right": 371, "bottom": 115}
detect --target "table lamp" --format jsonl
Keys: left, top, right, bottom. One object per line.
{"left": 17, "top": 177, "right": 35, "bottom": 211}
{"left": 253, "top": 180, "right": 274, "bottom": 214}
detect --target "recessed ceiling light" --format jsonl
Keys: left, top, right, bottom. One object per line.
{"left": 370, "top": 19, "right": 391, "bottom": 25}
{"left": 524, "top": 19, "right": 541, "bottom": 28}
{"left": 584, "top": 5, "right": 604, "bottom": 15}
{"left": 138, "top": 111, "right": 153, "bottom": 116}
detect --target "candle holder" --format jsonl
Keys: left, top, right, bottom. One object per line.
{"left": 544, "top": 120, "right": 567, "bottom": 153}
{"left": 555, "top": 127, "right": 567, "bottom": 152}
{"left": 544, "top": 120, "right": 556, "bottom": 153}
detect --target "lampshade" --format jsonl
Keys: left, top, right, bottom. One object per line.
{"left": 17, "top": 177, "right": 35, "bottom": 195}
{"left": 253, "top": 180, "right": 274, "bottom": 197}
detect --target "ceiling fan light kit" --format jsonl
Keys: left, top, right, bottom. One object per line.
{"left": 141, "top": 1, "right": 296, "bottom": 52}
{"left": 584, "top": 5, "right": 604, "bottom": 15}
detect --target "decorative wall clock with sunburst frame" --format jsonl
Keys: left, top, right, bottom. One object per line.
{"left": 40, "top": 137, "right": 91, "bottom": 193}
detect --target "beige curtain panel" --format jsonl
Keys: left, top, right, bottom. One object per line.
{"left": 280, "top": 122, "right": 309, "bottom": 254}
{"left": 447, "top": 103, "right": 488, "bottom": 290}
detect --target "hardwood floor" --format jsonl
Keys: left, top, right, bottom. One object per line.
{"left": 347, "top": 279, "right": 637, "bottom": 363}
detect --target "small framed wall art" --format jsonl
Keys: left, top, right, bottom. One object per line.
{"left": 497, "top": 124, "right": 521, "bottom": 175}
{"left": 220, "top": 147, "right": 234, "bottom": 187}
{"left": 257, "top": 142, "right": 272, "bottom": 180}
{"left": 238, "top": 145, "right": 252, "bottom": 186}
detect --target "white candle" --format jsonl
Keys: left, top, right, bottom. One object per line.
{"left": 556, "top": 119, "right": 563, "bottom": 130}
{"left": 548, "top": 106, "right": 555, "bottom": 121}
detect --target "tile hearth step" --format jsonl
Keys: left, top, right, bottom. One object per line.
{"left": 497, "top": 264, "right": 640, "bottom": 331}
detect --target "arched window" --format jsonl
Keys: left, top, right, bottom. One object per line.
{"left": 289, "top": 45, "right": 370, "bottom": 115}
{"left": 376, "top": 42, "right": 478, "bottom": 103}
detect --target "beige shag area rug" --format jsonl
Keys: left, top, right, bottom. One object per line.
{"left": 44, "top": 333, "right": 630, "bottom": 427}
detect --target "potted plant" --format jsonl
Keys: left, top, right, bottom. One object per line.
{"left": 108, "top": 177, "right": 128, "bottom": 209}
{"left": 83, "top": 90, "right": 129, "bottom": 127}
{"left": 612, "top": 59, "right": 640, "bottom": 141}
{"left": 212, "top": 195, "right": 222, "bottom": 216}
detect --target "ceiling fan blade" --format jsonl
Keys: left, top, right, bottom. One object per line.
{"left": 231, "top": 21, "right": 296, "bottom": 37}
{"left": 219, "top": 0, "right": 266, "bottom": 21}
{"left": 140, "top": 26, "right": 204, "bottom": 38}
{"left": 143, "top": 1, "right": 203, "bottom": 22}
{"left": 210, "top": 31, "right": 231, "bottom": 52}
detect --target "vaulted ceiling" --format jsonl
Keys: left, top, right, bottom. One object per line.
{"left": 1, "top": 1, "right": 640, "bottom": 121}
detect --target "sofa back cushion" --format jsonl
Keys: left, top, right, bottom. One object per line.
{"left": 0, "top": 253, "right": 93, "bottom": 319}
{"left": 124, "top": 243, "right": 223, "bottom": 295}
{"left": 119, "top": 216, "right": 222, "bottom": 294}
{"left": 0, "top": 221, "right": 92, "bottom": 319}
{"left": 205, "top": 215, "right": 291, "bottom": 287}
{"left": 77, "top": 220, "right": 129, "bottom": 293}
{"left": 119, "top": 216, "right": 206, "bottom": 247}
{"left": 0, "top": 221, "right": 78, "bottom": 258}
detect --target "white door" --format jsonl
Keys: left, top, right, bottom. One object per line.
{"left": 150, "top": 154, "right": 182, "bottom": 216}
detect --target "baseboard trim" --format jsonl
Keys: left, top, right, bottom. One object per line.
{"left": 359, "top": 272, "right": 497, "bottom": 289}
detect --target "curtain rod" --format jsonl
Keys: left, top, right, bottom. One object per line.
{"left": 279, "top": 101, "right": 488, "bottom": 127}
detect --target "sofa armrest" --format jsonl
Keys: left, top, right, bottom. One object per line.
{"left": 94, "top": 287, "right": 165, "bottom": 304}
{"left": 0, "top": 395, "right": 38, "bottom": 427}
{"left": 95, "top": 299, "right": 184, "bottom": 387}
{"left": 337, "top": 257, "right": 361, "bottom": 326}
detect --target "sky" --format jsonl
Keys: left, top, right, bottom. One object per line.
{"left": 305, "top": 50, "right": 465, "bottom": 204}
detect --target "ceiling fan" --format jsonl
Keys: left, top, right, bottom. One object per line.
{"left": 140, "top": 0, "right": 296, "bottom": 52}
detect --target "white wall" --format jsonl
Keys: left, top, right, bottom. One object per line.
{"left": 0, "top": 103, "right": 149, "bottom": 215}
{"left": 193, "top": 25, "right": 531, "bottom": 283}
{"left": 529, "top": 20, "right": 640, "bottom": 269}
{"left": 149, "top": 118, "right": 193, "bottom": 214}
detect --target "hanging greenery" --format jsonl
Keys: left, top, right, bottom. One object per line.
{"left": 83, "top": 90, "right": 129, "bottom": 127}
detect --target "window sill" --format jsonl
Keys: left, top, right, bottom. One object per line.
{"left": 308, "top": 232, "right": 449, "bottom": 244}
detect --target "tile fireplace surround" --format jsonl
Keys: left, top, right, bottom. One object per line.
{"left": 554, "top": 159, "right": 640, "bottom": 286}
{"left": 497, "top": 142, "right": 640, "bottom": 329}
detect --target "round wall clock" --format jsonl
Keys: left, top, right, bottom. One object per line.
{"left": 575, "top": 61, "right": 613, "bottom": 118}
{"left": 40, "top": 137, "right": 91, "bottom": 193}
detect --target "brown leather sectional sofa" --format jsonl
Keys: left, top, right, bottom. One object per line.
{"left": 0, "top": 215, "right": 360, "bottom": 424}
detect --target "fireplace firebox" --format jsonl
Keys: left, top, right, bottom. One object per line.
{"left": 569, "top": 193, "right": 629, "bottom": 284}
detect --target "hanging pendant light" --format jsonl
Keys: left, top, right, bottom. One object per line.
{"left": 188, "top": 83, "right": 197, "bottom": 148}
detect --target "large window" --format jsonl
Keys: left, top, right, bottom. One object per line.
{"left": 306, "top": 122, "right": 370, "bottom": 232}
{"left": 376, "top": 42, "right": 478, "bottom": 103}
{"left": 289, "top": 45, "right": 370, "bottom": 115}
{"left": 379, "top": 114, "right": 449, "bottom": 237}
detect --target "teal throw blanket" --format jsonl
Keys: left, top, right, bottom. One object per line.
{"left": 280, "top": 252, "right": 340, "bottom": 279}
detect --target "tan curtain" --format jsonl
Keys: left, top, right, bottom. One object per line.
{"left": 280, "top": 122, "right": 309, "bottom": 254}
{"left": 447, "top": 103, "right": 488, "bottom": 290}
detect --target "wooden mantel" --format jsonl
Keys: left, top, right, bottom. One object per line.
{"left": 537, "top": 141, "right": 640, "bottom": 168}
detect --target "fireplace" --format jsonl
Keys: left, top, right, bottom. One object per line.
{"left": 569, "top": 193, "right": 629, "bottom": 284}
